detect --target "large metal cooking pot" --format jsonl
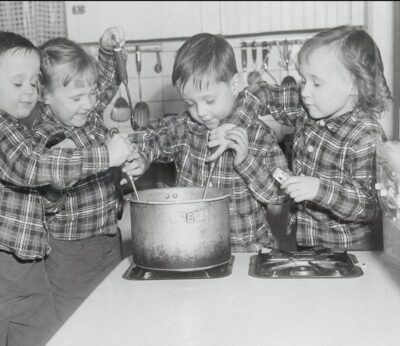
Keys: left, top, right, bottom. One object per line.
{"left": 128, "top": 187, "right": 231, "bottom": 271}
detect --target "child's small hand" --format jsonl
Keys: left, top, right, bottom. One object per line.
{"left": 224, "top": 127, "right": 249, "bottom": 165}
{"left": 281, "top": 176, "right": 320, "bottom": 202}
{"left": 105, "top": 133, "right": 132, "bottom": 167}
{"left": 208, "top": 123, "right": 236, "bottom": 161}
{"left": 121, "top": 145, "right": 147, "bottom": 180}
{"left": 100, "top": 26, "right": 126, "bottom": 51}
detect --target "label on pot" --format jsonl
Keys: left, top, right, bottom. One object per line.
{"left": 170, "top": 207, "right": 209, "bottom": 225}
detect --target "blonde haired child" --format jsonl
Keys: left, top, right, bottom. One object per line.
{"left": 38, "top": 27, "right": 145, "bottom": 327}
{"left": 230, "top": 25, "right": 391, "bottom": 250}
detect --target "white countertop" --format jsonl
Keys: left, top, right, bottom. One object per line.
{"left": 46, "top": 252, "right": 400, "bottom": 346}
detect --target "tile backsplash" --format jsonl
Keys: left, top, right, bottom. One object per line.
{"left": 91, "top": 32, "right": 315, "bottom": 139}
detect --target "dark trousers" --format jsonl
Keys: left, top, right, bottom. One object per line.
{"left": 45, "top": 231, "right": 122, "bottom": 330}
{"left": 0, "top": 250, "right": 59, "bottom": 346}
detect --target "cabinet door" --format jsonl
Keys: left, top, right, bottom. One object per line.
{"left": 65, "top": 1, "right": 209, "bottom": 43}
{"left": 220, "top": 1, "right": 365, "bottom": 35}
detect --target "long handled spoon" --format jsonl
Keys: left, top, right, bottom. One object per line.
{"left": 202, "top": 146, "right": 219, "bottom": 199}
{"left": 113, "top": 43, "right": 140, "bottom": 200}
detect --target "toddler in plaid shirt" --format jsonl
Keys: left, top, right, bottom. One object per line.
{"left": 230, "top": 25, "right": 392, "bottom": 250}
{"left": 0, "top": 31, "right": 133, "bottom": 346}
{"left": 130, "top": 33, "right": 290, "bottom": 252}
{"left": 37, "top": 27, "right": 145, "bottom": 330}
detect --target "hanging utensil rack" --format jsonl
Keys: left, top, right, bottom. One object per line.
{"left": 239, "top": 37, "right": 306, "bottom": 85}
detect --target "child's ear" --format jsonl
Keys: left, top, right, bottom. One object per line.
{"left": 230, "top": 73, "right": 243, "bottom": 96}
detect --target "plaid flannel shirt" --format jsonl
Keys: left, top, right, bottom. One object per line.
{"left": 130, "top": 111, "right": 288, "bottom": 252}
{"left": 37, "top": 47, "right": 121, "bottom": 241}
{"left": 230, "top": 82, "right": 386, "bottom": 249}
{"left": 0, "top": 58, "right": 112, "bottom": 260}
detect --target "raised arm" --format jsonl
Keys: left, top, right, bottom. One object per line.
{"left": 225, "top": 82, "right": 304, "bottom": 129}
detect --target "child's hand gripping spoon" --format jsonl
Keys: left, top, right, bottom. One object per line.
{"left": 113, "top": 43, "right": 140, "bottom": 200}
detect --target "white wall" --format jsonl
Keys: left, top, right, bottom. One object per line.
{"left": 66, "top": 1, "right": 395, "bottom": 139}
{"left": 366, "top": 1, "right": 395, "bottom": 140}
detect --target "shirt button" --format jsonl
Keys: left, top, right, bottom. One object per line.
{"left": 319, "top": 120, "right": 326, "bottom": 126}
{"left": 89, "top": 134, "right": 95, "bottom": 140}
{"left": 45, "top": 247, "right": 52, "bottom": 256}
{"left": 307, "top": 145, "right": 314, "bottom": 153}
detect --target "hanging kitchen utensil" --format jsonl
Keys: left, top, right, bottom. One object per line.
{"left": 277, "top": 39, "right": 297, "bottom": 88}
{"left": 251, "top": 40, "right": 257, "bottom": 70}
{"left": 154, "top": 50, "right": 162, "bottom": 74}
{"left": 132, "top": 45, "right": 150, "bottom": 129}
{"left": 246, "top": 70, "right": 262, "bottom": 86}
{"left": 241, "top": 42, "right": 247, "bottom": 83}
{"left": 110, "top": 97, "right": 131, "bottom": 122}
{"left": 261, "top": 41, "right": 278, "bottom": 85}
{"left": 246, "top": 40, "right": 262, "bottom": 85}
{"left": 114, "top": 42, "right": 137, "bottom": 128}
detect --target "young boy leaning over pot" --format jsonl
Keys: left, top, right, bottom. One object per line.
{"left": 130, "top": 33, "right": 291, "bottom": 252}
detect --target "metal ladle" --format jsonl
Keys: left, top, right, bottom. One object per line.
{"left": 113, "top": 42, "right": 140, "bottom": 200}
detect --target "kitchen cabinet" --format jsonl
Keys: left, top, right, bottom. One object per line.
{"left": 65, "top": 1, "right": 365, "bottom": 43}
{"left": 220, "top": 1, "right": 364, "bottom": 35}
{"left": 65, "top": 1, "right": 219, "bottom": 43}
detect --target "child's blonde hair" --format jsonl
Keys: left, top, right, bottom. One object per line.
{"left": 297, "top": 25, "right": 391, "bottom": 116}
{"left": 40, "top": 37, "right": 98, "bottom": 92}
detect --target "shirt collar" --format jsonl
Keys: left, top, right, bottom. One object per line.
{"left": 0, "top": 109, "right": 30, "bottom": 130}
{"left": 186, "top": 112, "right": 209, "bottom": 136}
{"left": 303, "top": 108, "right": 358, "bottom": 133}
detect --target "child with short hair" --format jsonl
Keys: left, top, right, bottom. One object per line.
{"left": 37, "top": 27, "right": 145, "bottom": 326}
{"left": 130, "top": 33, "right": 290, "bottom": 252}
{"left": 230, "top": 25, "right": 391, "bottom": 250}
{"left": 0, "top": 31, "right": 133, "bottom": 346}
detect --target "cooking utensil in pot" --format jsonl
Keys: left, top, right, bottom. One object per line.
{"left": 127, "top": 174, "right": 140, "bottom": 201}
{"left": 128, "top": 187, "right": 231, "bottom": 271}
{"left": 132, "top": 46, "right": 150, "bottom": 128}
{"left": 202, "top": 143, "right": 219, "bottom": 199}
{"left": 202, "top": 159, "right": 217, "bottom": 199}
{"left": 109, "top": 44, "right": 142, "bottom": 202}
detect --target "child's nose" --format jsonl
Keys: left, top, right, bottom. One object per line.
{"left": 23, "top": 84, "right": 36, "bottom": 95}
{"left": 301, "top": 83, "right": 311, "bottom": 98}
{"left": 197, "top": 103, "right": 208, "bottom": 118}
{"left": 81, "top": 95, "right": 94, "bottom": 110}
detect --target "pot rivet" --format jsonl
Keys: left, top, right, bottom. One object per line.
{"left": 165, "top": 194, "right": 170, "bottom": 199}
{"left": 172, "top": 193, "right": 178, "bottom": 198}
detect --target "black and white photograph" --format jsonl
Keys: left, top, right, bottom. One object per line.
{"left": 0, "top": 1, "right": 399, "bottom": 345}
